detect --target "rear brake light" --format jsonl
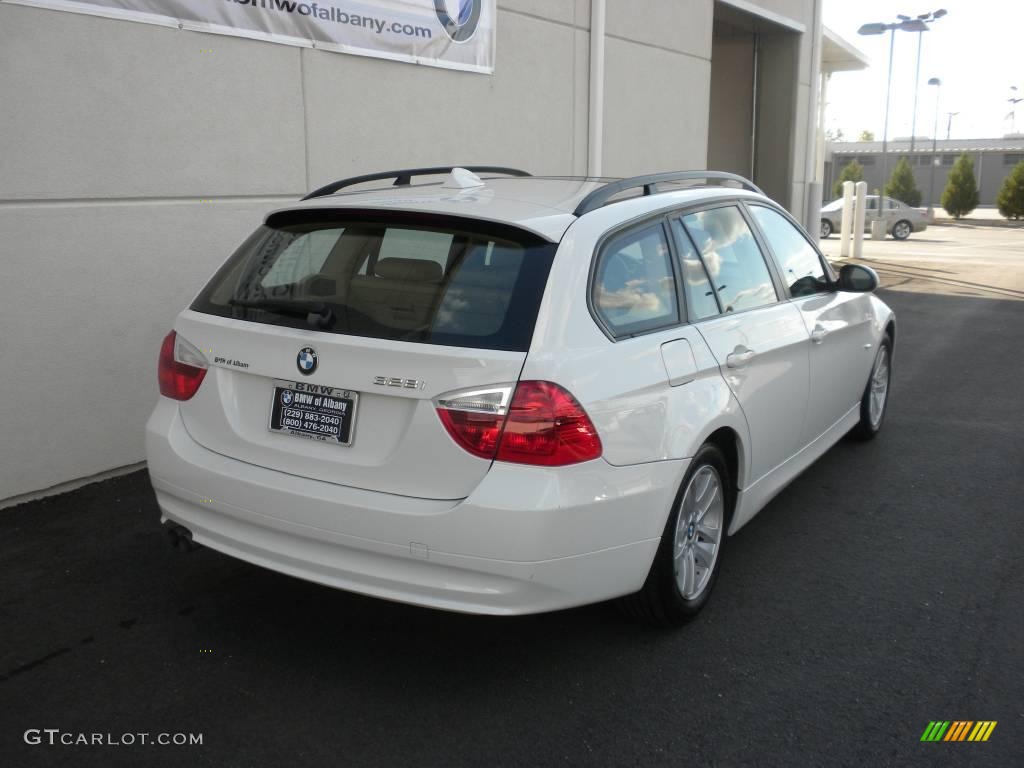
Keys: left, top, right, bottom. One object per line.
{"left": 436, "top": 386, "right": 513, "bottom": 459}
{"left": 158, "top": 330, "right": 207, "bottom": 401}
{"left": 496, "top": 381, "right": 602, "bottom": 466}
{"left": 435, "top": 381, "right": 602, "bottom": 466}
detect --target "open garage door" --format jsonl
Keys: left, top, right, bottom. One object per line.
{"left": 709, "top": 2, "right": 801, "bottom": 208}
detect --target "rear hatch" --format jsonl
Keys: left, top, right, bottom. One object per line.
{"left": 176, "top": 209, "right": 556, "bottom": 500}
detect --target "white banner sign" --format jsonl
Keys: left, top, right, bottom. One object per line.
{"left": 6, "top": 0, "right": 495, "bottom": 73}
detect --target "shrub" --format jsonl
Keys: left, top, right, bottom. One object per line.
{"left": 941, "top": 153, "right": 980, "bottom": 219}
{"left": 996, "top": 160, "right": 1024, "bottom": 220}
{"left": 833, "top": 160, "right": 864, "bottom": 199}
{"left": 884, "top": 157, "right": 922, "bottom": 207}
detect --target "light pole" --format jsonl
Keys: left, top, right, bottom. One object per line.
{"left": 907, "top": 10, "right": 947, "bottom": 152}
{"left": 858, "top": 16, "right": 929, "bottom": 220}
{"left": 1009, "top": 86, "right": 1022, "bottom": 135}
{"left": 946, "top": 111, "right": 959, "bottom": 140}
{"left": 927, "top": 77, "right": 941, "bottom": 218}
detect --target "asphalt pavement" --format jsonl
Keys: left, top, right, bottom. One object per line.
{"left": 2, "top": 226, "right": 1022, "bottom": 767}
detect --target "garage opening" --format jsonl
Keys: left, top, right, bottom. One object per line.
{"left": 709, "top": 2, "right": 800, "bottom": 207}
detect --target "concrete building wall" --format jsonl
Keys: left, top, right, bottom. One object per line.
{"left": 0, "top": 0, "right": 820, "bottom": 503}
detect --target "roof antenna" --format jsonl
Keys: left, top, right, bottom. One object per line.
{"left": 443, "top": 167, "right": 486, "bottom": 189}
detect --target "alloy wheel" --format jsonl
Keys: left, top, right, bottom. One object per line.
{"left": 673, "top": 465, "right": 725, "bottom": 600}
{"left": 869, "top": 345, "right": 890, "bottom": 428}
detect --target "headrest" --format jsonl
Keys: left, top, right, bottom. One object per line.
{"left": 374, "top": 257, "right": 443, "bottom": 282}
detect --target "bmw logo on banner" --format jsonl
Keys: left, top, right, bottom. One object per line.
{"left": 297, "top": 347, "right": 318, "bottom": 376}
{"left": 434, "top": 0, "right": 481, "bottom": 43}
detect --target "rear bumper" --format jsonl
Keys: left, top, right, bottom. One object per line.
{"left": 145, "top": 399, "right": 685, "bottom": 615}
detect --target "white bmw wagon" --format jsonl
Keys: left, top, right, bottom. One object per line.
{"left": 146, "top": 167, "right": 895, "bottom": 625}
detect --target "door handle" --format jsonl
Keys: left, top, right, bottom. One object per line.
{"left": 810, "top": 325, "right": 829, "bottom": 344}
{"left": 726, "top": 347, "right": 755, "bottom": 368}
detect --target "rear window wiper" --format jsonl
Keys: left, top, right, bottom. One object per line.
{"left": 229, "top": 297, "right": 334, "bottom": 329}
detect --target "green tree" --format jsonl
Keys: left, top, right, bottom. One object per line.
{"left": 941, "top": 153, "right": 980, "bottom": 219}
{"left": 884, "top": 157, "right": 922, "bottom": 207}
{"left": 996, "top": 160, "right": 1024, "bottom": 220}
{"left": 833, "top": 160, "right": 865, "bottom": 198}
{"left": 859, "top": 130, "right": 875, "bottom": 141}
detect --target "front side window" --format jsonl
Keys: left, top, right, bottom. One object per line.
{"left": 191, "top": 212, "right": 555, "bottom": 352}
{"left": 681, "top": 206, "right": 777, "bottom": 313}
{"left": 593, "top": 223, "right": 679, "bottom": 336}
{"left": 748, "top": 206, "right": 829, "bottom": 297}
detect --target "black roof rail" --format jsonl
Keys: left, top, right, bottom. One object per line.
{"left": 572, "top": 171, "right": 764, "bottom": 216}
{"left": 302, "top": 166, "right": 532, "bottom": 201}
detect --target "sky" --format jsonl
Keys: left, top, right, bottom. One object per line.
{"left": 822, "top": 0, "right": 1024, "bottom": 141}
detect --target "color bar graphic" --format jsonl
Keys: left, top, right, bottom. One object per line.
{"left": 968, "top": 721, "right": 997, "bottom": 742}
{"left": 921, "top": 720, "right": 996, "bottom": 742}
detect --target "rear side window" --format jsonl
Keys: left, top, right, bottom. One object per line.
{"left": 670, "top": 219, "right": 720, "bottom": 320}
{"left": 681, "top": 206, "right": 778, "bottom": 314}
{"left": 191, "top": 212, "right": 555, "bottom": 352}
{"left": 592, "top": 223, "right": 679, "bottom": 336}
{"left": 748, "top": 206, "right": 829, "bottom": 297}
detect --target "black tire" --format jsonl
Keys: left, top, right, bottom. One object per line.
{"left": 891, "top": 220, "right": 912, "bottom": 240}
{"left": 820, "top": 219, "right": 833, "bottom": 239}
{"left": 851, "top": 337, "right": 892, "bottom": 441}
{"left": 617, "top": 443, "right": 733, "bottom": 627}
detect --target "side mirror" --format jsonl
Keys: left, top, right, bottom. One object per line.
{"left": 837, "top": 263, "right": 879, "bottom": 293}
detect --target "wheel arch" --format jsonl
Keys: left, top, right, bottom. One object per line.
{"left": 697, "top": 425, "right": 745, "bottom": 530}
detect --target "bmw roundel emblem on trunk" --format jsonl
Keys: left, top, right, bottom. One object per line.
{"left": 434, "top": 0, "right": 481, "bottom": 42}
{"left": 297, "top": 347, "right": 318, "bottom": 375}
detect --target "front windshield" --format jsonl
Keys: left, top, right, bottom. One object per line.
{"left": 822, "top": 199, "right": 844, "bottom": 212}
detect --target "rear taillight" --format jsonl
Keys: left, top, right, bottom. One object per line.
{"left": 436, "top": 386, "right": 512, "bottom": 459}
{"left": 158, "top": 330, "right": 207, "bottom": 401}
{"left": 435, "top": 381, "right": 602, "bottom": 466}
{"left": 497, "top": 381, "right": 603, "bottom": 466}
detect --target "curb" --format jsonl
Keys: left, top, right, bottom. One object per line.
{"left": 932, "top": 218, "right": 1024, "bottom": 229}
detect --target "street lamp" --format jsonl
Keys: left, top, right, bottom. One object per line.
{"left": 858, "top": 16, "right": 929, "bottom": 219}
{"left": 908, "top": 10, "right": 947, "bottom": 152}
{"left": 927, "top": 77, "right": 941, "bottom": 218}
{"left": 946, "top": 111, "right": 959, "bottom": 140}
{"left": 1009, "top": 86, "right": 1022, "bottom": 135}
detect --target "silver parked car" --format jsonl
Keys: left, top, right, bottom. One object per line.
{"left": 820, "top": 195, "right": 928, "bottom": 240}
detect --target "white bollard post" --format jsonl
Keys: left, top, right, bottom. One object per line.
{"left": 852, "top": 181, "right": 868, "bottom": 260}
{"left": 839, "top": 180, "right": 854, "bottom": 257}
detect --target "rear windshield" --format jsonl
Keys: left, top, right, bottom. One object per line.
{"left": 191, "top": 210, "right": 556, "bottom": 352}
